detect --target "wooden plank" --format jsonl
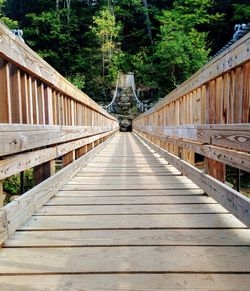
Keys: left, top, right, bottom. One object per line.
{"left": 56, "top": 189, "right": 204, "bottom": 197}
{"left": 0, "top": 148, "right": 56, "bottom": 180}
{"left": 62, "top": 183, "right": 200, "bottom": 191}
{"left": 56, "top": 131, "right": 111, "bottom": 157}
{"left": 0, "top": 210, "right": 7, "bottom": 245}
{"left": 197, "top": 126, "right": 250, "bottom": 152}
{"left": 0, "top": 181, "right": 3, "bottom": 207}
{"left": 135, "top": 132, "right": 250, "bottom": 226}
{"left": 20, "top": 213, "right": 245, "bottom": 230}
{"left": 9, "top": 64, "right": 22, "bottom": 123}
{"left": 0, "top": 274, "right": 250, "bottom": 290}
{"left": 242, "top": 62, "right": 250, "bottom": 123}
{"left": 46, "top": 195, "right": 218, "bottom": 205}
{"left": 70, "top": 175, "right": 194, "bottom": 184}
{"left": 62, "top": 151, "right": 75, "bottom": 167}
{"left": 0, "top": 59, "right": 11, "bottom": 123}
{"left": 36, "top": 204, "right": 228, "bottom": 215}
{"left": 0, "top": 124, "right": 117, "bottom": 156}
{"left": 5, "top": 229, "right": 250, "bottom": 247}
{"left": 20, "top": 72, "right": 29, "bottom": 123}
{"left": 33, "top": 161, "right": 55, "bottom": 185}
{"left": 0, "top": 130, "right": 114, "bottom": 179}
{"left": 0, "top": 246, "right": 249, "bottom": 273}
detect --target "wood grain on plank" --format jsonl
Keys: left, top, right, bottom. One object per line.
{"left": 56, "top": 189, "right": 204, "bottom": 197}
{"left": 0, "top": 246, "right": 249, "bottom": 273}
{"left": 35, "top": 204, "right": 228, "bottom": 215}
{"left": 20, "top": 213, "right": 245, "bottom": 230}
{"left": 5, "top": 229, "right": 250, "bottom": 247}
{"left": 62, "top": 183, "right": 200, "bottom": 191}
{"left": 46, "top": 195, "right": 215, "bottom": 205}
{"left": 0, "top": 211, "right": 7, "bottom": 245}
{"left": 0, "top": 274, "right": 250, "bottom": 291}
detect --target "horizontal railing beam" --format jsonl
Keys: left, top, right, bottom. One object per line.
{"left": 135, "top": 124, "right": 250, "bottom": 152}
{"left": 0, "top": 129, "right": 118, "bottom": 180}
{"left": 134, "top": 128, "right": 250, "bottom": 172}
{"left": 134, "top": 131, "right": 250, "bottom": 227}
{"left": 0, "top": 124, "right": 118, "bottom": 156}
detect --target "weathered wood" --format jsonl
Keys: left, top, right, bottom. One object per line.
{"left": 47, "top": 195, "right": 214, "bottom": 205}
{"left": 36, "top": 203, "right": 228, "bottom": 215}
{"left": 70, "top": 175, "right": 194, "bottom": 184}
{"left": 62, "top": 151, "right": 75, "bottom": 167}
{"left": 62, "top": 183, "right": 199, "bottom": 191}
{"left": 0, "top": 130, "right": 117, "bottom": 180}
{"left": 5, "top": 229, "right": 250, "bottom": 247}
{"left": 0, "top": 274, "right": 250, "bottom": 290}
{"left": 136, "top": 129, "right": 250, "bottom": 172}
{"left": 197, "top": 125, "right": 250, "bottom": 151}
{"left": 135, "top": 132, "right": 250, "bottom": 226}
{"left": 0, "top": 59, "right": 10, "bottom": 123}
{"left": 33, "top": 160, "right": 55, "bottom": 185}
{"left": 0, "top": 124, "right": 117, "bottom": 156}
{"left": 0, "top": 246, "right": 249, "bottom": 273}
{"left": 57, "top": 189, "right": 204, "bottom": 197}
{"left": 21, "top": 213, "right": 245, "bottom": 230}
{"left": 0, "top": 181, "right": 4, "bottom": 207}
{"left": 0, "top": 210, "right": 7, "bottom": 246}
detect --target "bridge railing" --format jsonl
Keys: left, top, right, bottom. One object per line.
{"left": 0, "top": 22, "right": 119, "bottom": 243}
{"left": 133, "top": 32, "right": 250, "bottom": 226}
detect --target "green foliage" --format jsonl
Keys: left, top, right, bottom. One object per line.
{"left": 3, "top": 0, "right": 246, "bottom": 103}
{"left": 3, "top": 174, "right": 20, "bottom": 195}
{"left": 0, "top": 0, "right": 18, "bottom": 28}
{"left": 3, "top": 169, "right": 34, "bottom": 196}
{"left": 67, "top": 73, "right": 85, "bottom": 90}
{"left": 233, "top": 4, "right": 250, "bottom": 22}
{"left": 150, "top": 0, "right": 223, "bottom": 93}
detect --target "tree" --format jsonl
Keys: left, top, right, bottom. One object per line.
{"left": 0, "top": 0, "right": 18, "bottom": 28}
{"left": 152, "top": 0, "right": 223, "bottom": 93}
{"left": 91, "top": 7, "right": 122, "bottom": 79}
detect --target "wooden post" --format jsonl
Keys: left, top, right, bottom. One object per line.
{"left": 0, "top": 181, "right": 4, "bottom": 207}
{"left": 62, "top": 151, "right": 75, "bottom": 168}
{"left": 204, "top": 158, "right": 226, "bottom": 182}
{"left": 20, "top": 171, "right": 24, "bottom": 194}
{"left": 33, "top": 160, "right": 56, "bottom": 185}
{"left": 50, "top": 160, "right": 56, "bottom": 176}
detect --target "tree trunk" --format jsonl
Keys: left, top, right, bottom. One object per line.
{"left": 142, "top": 0, "right": 153, "bottom": 45}
{"left": 56, "top": 0, "right": 60, "bottom": 10}
{"left": 65, "top": 0, "right": 71, "bottom": 23}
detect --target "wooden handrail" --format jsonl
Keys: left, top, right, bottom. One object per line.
{"left": 133, "top": 33, "right": 250, "bottom": 226}
{"left": 0, "top": 22, "right": 116, "bottom": 123}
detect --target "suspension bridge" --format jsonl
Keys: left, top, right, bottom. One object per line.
{"left": 0, "top": 22, "right": 249, "bottom": 290}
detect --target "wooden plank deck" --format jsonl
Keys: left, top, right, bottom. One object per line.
{"left": 0, "top": 132, "right": 250, "bottom": 290}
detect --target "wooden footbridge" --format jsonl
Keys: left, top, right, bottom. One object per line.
{"left": 0, "top": 23, "right": 249, "bottom": 290}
